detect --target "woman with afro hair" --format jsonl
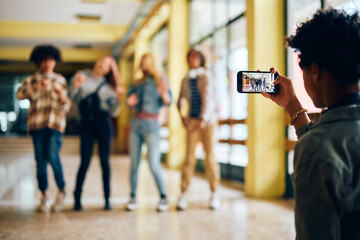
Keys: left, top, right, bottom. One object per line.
{"left": 17, "top": 45, "right": 71, "bottom": 213}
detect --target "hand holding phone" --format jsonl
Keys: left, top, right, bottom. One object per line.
{"left": 261, "top": 68, "right": 300, "bottom": 111}
{"left": 237, "top": 71, "right": 279, "bottom": 94}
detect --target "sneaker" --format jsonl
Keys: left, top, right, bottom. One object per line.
{"left": 209, "top": 193, "right": 221, "bottom": 210}
{"left": 126, "top": 198, "right": 137, "bottom": 211}
{"left": 176, "top": 194, "right": 187, "bottom": 210}
{"left": 157, "top": 198, "right": 170, "bottom": 212}
{"left": 37, "top": 195, "right": 50, "bottom": 213}
{"left": 51, "top": 191, "right": 65, "bottom": 212}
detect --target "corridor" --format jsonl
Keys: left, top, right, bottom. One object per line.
{"left": 0, "top": 137, "right": 295, "bottom": 240}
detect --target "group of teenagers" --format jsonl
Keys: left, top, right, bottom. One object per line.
{"left": 17, "top": 45, "right": 220, "bottom": 213}
{"left": 16, "top": 8, "right": 360, "bottom": 239}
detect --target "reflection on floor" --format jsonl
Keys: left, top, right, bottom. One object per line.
{"left": 0, "top": 137, "right": 295, "bottom": 240}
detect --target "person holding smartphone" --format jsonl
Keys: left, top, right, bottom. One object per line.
{"left": 262, "top": 9, "right": 360, "bottom": 239}
{"left": 176, "top": 48, "right": 220, "bottom": 210}
{"left": 126, "top": 53, "right": 171, "bottom": 212}
{"left": 16, "top": 45, "right": 71, "bottom": 212}
{"left": 69, "top": 56, "right": 124, "bottom": 211}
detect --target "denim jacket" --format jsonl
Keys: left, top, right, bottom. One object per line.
{"left": 127, "top": 76, "right": 172, "bottom": 114}
{"left": 294, "top": 104, "right": 360, "bottom": 240}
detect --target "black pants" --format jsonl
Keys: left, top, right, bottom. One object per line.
{"left": 74, "top": 115, "right": 113, "bottom": 201}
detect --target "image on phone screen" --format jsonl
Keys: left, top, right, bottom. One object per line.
{"left": 237, "top": 71, "right": 278, "bottom": 94}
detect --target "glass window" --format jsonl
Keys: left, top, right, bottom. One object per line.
{"left": 287, "top": 0, "right": 322, "bottom": 113}
{"left": 218, "top": 125, "right": 230, "bottom": 140}
{"left": 233, "top": 124, "right": 248, "bottom": 141}
{"left": 229, "top": 17, "right": 246, "bottom": 51}
{"left": 229, "top": 17, "right": 247, "bottom": 120}
{"left": 229, "top": 145, "right": 248, "bottom": 166}
{"left": 214, "top": 54, "right": 230, "bottom": 120}
{"left": 229, "top": 0, "right": 246, "bottom": 20}
{"left": 189, "top": 0, "right": 213, "bottom": 44}
{"left": 327, "top": 0, "right": 360, "bottom": 11}
{"left": 189, "top": 0, "right": 246, "bottom": 44}
{"left": 215, "top": 143, "right": 230, "bottom": 163}
{"left": 212, "top": 28, "right": 229, "bottom": 120}
{"left": 287, "top": 0, "right": 322, "bottom": 177}
{"left": 215, "top": 0, "right": 228, "bottom": 28}
{"left": 215, "top": 143, "right": 248, "bottom": 166}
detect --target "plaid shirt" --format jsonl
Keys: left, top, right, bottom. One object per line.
{"left": 16, "top": 72, "right": 71, "bottom": 133}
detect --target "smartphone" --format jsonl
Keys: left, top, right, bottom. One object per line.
{"left": 237, "top": 71, "right": 279, "bottom": 94}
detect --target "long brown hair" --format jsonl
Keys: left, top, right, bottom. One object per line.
{"left": 106, "top": 57, "right": 121, "bottom": 89}
{"left": 133, "top": 53, "right": 162, "bottom": 86}
{"left": 95, "top": 56, "right": 120, "bottom": 89}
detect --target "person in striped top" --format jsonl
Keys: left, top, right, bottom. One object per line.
{"left": 176, "top": 48, "right": 220, "bottom": 210}
{"left": 16, "top": 45, "right": 71, "bottom": 213}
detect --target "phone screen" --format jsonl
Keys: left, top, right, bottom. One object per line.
{"left": 237, "top": 71, "right": 278, "bottom": 94}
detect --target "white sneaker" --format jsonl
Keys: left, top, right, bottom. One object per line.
{"left": 157, "top": 198, "right": 170, "bottom": 212}
{"left": 51, "top": 191, "right": 65, "bottom": 212}
{"left": 176, "top": 194, "right": 187, "bottom": 210}
{"left": 126, "top": 198, "right": 137, "bottom": 211}
{"left": 209, "top": 193, "right": 221, "bottom": 210}
{"left": 37, "top": 195, "right": 50, "bottom": 213}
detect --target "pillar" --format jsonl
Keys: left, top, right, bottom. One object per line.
{"left": 245, "top": 0, "right": 286, "bottom": 197}
{"left": 166, "top": 0, "right": 189, "bottom": 169}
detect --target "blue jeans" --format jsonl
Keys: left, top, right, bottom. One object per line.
{"left": 74, "top": 115, "right": 113, "bottom": 201}
{"left": 30, "top": 128, "right": 65, "bottom": 192}
{"left": 130, "top": 118, "right": 166, "bottom": 198}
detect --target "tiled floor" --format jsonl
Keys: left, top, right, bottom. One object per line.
{"left": 0, "top": 137, "right": 295, "bottom": 240}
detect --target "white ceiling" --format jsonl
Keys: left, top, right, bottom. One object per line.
{"left": 0, "top": 0, "right": 145, "bottom": 53}
{"left": 0, "top": 38, "right": 113, "bottom": 48}
{"left": 0, "top": 0, "right": 143, "bottom": 24}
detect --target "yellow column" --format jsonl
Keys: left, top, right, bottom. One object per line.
{"left": 134, "top": 36, "right": 150, "bottom": 67}
{"left": 245, "top": 0, "right": 286, "bottom": 197}
{"left": 166, "top": 0, "right": 189, "bottom": 169}
{"left": 114, "top": 56, "right": 134, "bottom": 153}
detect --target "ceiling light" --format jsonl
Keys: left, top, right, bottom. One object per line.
{"left": 75, "top": 14, "right": 101, "bottom": 22}
{"left": 81, "top": 0, "right": 107, "bottom": 3}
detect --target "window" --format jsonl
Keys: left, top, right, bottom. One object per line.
{"left": 189, "top": 0, "right": 213, "bottom": 44}
{"left": 287, "top": 0, "right": 322, "bottom": 115}
{"left": 327, "top": 0, "right": 360, "bottom": 11}
{"left": 229, "top": 0, "right": 246, "bottom": 20}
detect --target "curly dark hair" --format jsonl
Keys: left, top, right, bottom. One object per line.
{"left": 287, "top": 9, "right": 360, "bottom": 86}
{"left": 29, "top": 45, "right": 62, "bottom": 67}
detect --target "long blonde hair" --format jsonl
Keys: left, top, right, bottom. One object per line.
{"left": 133, "top": 53, "right": 162, "bottom": 86}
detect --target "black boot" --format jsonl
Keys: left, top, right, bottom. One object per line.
{"left": 73, "top": 192, "right": 82, "bottom": 211}
{"left": 104, "top": 199, "right": 112, "bottom": 210}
